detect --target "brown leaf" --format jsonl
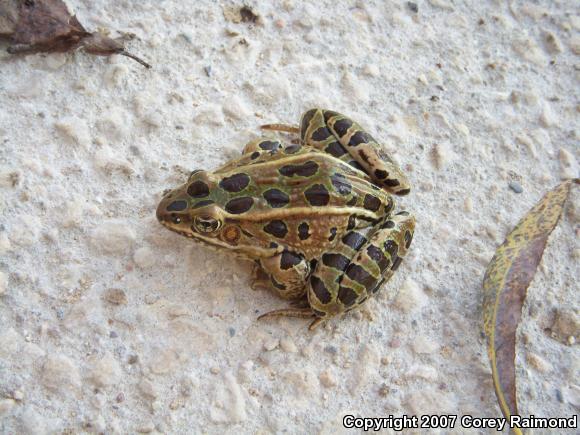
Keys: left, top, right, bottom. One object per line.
{"left": 1, "top": 0, "right": 149, "bottom": 67}
{"left": 482, "top": 179, "right": 578, "bottom": 434}
{"left": 0, "top": 0, "right": 19, "bottom": 37}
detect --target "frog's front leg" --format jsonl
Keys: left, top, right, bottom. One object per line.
{"left": 254, "top": 249, "right": 310, "bottom": 300}
{"left": 307, "top": 211, "right": 415, "bottom": 327}
{"left": 300, "top": 109, "right": 411, "bottom": 195}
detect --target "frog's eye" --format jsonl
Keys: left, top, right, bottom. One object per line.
{"left": 193, "top": 215, "right": 221, "bottom": 233}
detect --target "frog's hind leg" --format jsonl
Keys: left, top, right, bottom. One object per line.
{"left": 257, "top": 307, "right": 326, "bottom": 330}
{"left": 300, "top": 108, "right": 411, "bottom": 196}
{"left": 307, "top": 211, "right": 416, "bottom": 323}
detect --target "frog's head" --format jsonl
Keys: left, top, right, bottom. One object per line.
{"left": 157, "top": 170, "right": 267, "bottom": 255}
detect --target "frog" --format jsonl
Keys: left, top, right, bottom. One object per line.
{"left": 156, "top": 108, "right": 415, "bottom": 330}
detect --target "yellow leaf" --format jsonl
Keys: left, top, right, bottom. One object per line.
{"left": 482, "top": 179, "right": 578, "bottom": 435}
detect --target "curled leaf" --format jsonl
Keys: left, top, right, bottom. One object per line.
{"left": 483, "top": 179, "right": 578, "bottom": 434}
{"left": 0, "top": 0, "right": 150, "bottom": 67}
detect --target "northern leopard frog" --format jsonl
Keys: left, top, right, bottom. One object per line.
{"left": 157, "top": 109, "right": 415, "bottom": 329}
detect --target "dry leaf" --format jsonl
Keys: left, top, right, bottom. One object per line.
{"left": 0, "top": 0, "right": 150, "bottom": 67}
{"left": 482, "top": 179, "right": 578, "bottom": 434}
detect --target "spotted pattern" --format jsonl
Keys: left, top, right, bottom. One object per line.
{"left": 363, "top": 194, "right": 381, "bottom": 212}
{"left": 311, "top": 127, "right": 332, "bottom": 142}
{"left": 325, "top": 141, "right": 347, "bottom": 157}
{"left": 298, "top": 222, "right": 310, "bottom": 240}
{"left": 333, "top": 118, "right": 353, "bottom": 137}
{"left": 187, "top": 181, "right": 210, "bottom": 198}
{"left": 322, "top": 253, "right": 350, "bottom": 271}
{"left": 342, "top": 232, "right": 367, "bottom": 250}
{"left": 259, "top": 140, "right": 280, "bottom": 151}
{"left": 280, "top": 251, "right": 302, "bottom": 270}
{"left": 304, "top": 184, "right": 330, "bottom": 206}
{"left": 225, "top": 197, "right": 254, "bottom": 214}
{"left": 375, "top": 169, "right": 388, "bottom": 179}
{"left": 263, "top": 188, "right": 289, "bottom": 208}
{"left": 366, "top": 245, "right": 389, "bottom": 270}
{"left": 328, "top": 227, "right": 337, "bottom": 241}
{"left": 405, "top": 231, "right": 413, "bottom": 249}
{"left": 263, "top": 220, "right": 288, "bottom": 239}
{"left": 167, "top": 200, "right": 187, "bottom": 211}
{"left": 219, "top": 173, "right": 250, "bottom": 193}
{"left": 349, "top": 131, "right": 373, "bottom": 147}
{"left": 337, "top": 286, "right": 358, "bottom": 306}
{"left": 300, "top": 109, "right": 316, "bottom": 141}
{"left": 311, "top": 275, "right": 332, "bottom": 304}
{"left": 346, "top": 264, "right": 374, "bottom": 287}
{"left": 284, "top": 144, "right": 301, "bottom": 154}
{"left": 279, "top": 161, "right": 319, "bottom": 178}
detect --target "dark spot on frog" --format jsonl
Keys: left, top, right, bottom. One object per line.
{"left": 328, "top": 227, "right": 337, "bottom": 241}
{"left": 332, "top": 118, "right": 353, "bottom": 137}
{"left": 187, "top": 180, "right": 210, "bottom": 198}
{"left": 300, "top": 109, "right": 317, "bottom": 141}
{"left": 367, "top": 245, "right": 389, "bottom": 270}
{"left": 258, "top": 140, "right": 281, "bottom": 151}
{"left": 391, "top": 257, "right": 403, "bottom": 271}
{"left": 337, "top": 286, "right": 358, "bottom": 307}
{"left": 325, "top": 141, "right": 347, "bottom": 157}
{"left": 298, "top": 222, "right": 310, "bottom": 240}
{"left": 219, "top": 173, "right": 251, "bottom": 193}
{"left": 346, "top": 264, "right": 374, "bottom": 288}
{"left": 323, "top": 110, "right": 340, "bottom": 123}
{"left": 375, "top": 169, "right": 388, "bottom": 179}
{"left": 279, "top": 161, "right": 319, "bottom": 177}
{"left": 346, "top": 197, "right": 357, "bottom": 206}
{"left": 250, "top": 151, "right": 260, "bottom": 160}
{"left": 342, "top": 231, "right": 367, "bottom": 251}
{"left": 397, "top": 188, "right": 410, "bottom": 195}
{"left": 322, "top": 253, "right": 350, "bottom": 271}
{"left": 263, "top": 188, "right": 289, "bottom": 208}
{"left": 225, "top": 197, "right": 254, "bottom": 214}
{"left": 280, "top": 250, "right": 302, "bottom": 270}
{"left": 310, "top": 275, "right": 332, "bottom": 304}
{"left": 347, "top": 215, "right": 356, "bottom": 231}
{"left": 404, "top": 231, "right": 413, "bottom": 249}
{"left": 166, "top": 200, "right": 187, "bottom": 212}
{"left": 284, "top": 144, "right": 301, "bottom": 154}
{"left": 381, "top": 220, "right": 395, "bottom": 229}
{"left": 349, "top": 131, "right": 372, "bottom": 147}
{"left": 311, "top": 126, "right": 332, "bottom": 141}
{"left": 383, "top": 178, "right": 401, "bottom": 187}
{"left": 263, "top": 220, "right": 288, "bottom": 239}
{"left": 384, "top": 240, "right": 399, "bottom": 259}
{"left": 358, "top": 151, "right": 371, "bottom": 165}
{"left": 304, "top": 183, "right": 330, "bottom": 206}
{"left": 363, "top": 194, "right": 381, "bottom": 212}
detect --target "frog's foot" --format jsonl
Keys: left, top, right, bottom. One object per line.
{"left": 258, "top": 305, "right": 327, "bottom": 330}
{"left": 260, "top": 123, "right": 300, "bottom": 134}
{"left": 258, "top": 307, "right": 325, "bottom": 330}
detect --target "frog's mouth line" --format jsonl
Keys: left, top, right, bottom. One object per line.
{"left": 158, "top": 220, "right": 276, "bottom": 258}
